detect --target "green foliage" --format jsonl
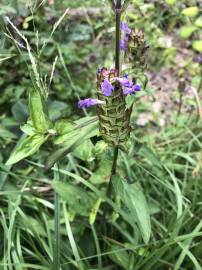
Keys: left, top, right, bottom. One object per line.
{"left": 1, "top": 0, "right": 202, "bottom": 269}
{"left": 29, "top": 89, "right": 53, "bottom": 133}
{"left": 52, "top": 181, "right": 95, "bottom": 216}
{"left": 6, "top": 134, "right": 49, "bottom": 165}
{"left": 112, "top": 174, "right": 151, "bottom": 244}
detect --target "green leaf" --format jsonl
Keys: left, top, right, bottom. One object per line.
{"left": 192, "top": 40, "right": 202, "bottom": 52}
{"left": 165, "top": 0, "right": 176, "bottom": 5}
{"left": 0, "top": 125, "right": 17, "bottom": 140}
{"left": 180, "top": 25, "right": 198, "bottom": 39}
{"left": 52, "top": 181, "right": 95, "bottom": 216}
{"left": 6, "top": 134, "right": 49, "bottom": 165}
{"left": 112, "top": 175, "right": 151, "bottom": 244}
{"left": 181, "top": 7, "right": 199, "bottom": 17}
{"left": 90, "top": 160, "right": 112, "bottom": 184}
{"left": 54, "top": 117, "right": 98, "bottom": 145}
{"left": 89, "top": 198, "right": 102, "bottom": 225}
{"left": 29, "top": 89, "right": 52, "bottom": 133}
{"left": 20, "top": 122, "right": 36, "bottom": 135}
{"left": 46, "top": 121, "right": 98, "bottom": 169}
{"left": 55, "top": 119, "right": 75, "bottom": 135}
{"left": 74, "top": 140, "right": 94, "bottom": 162}
{"left": 108, "top": 245, "right": 130, "bottom": 270}
{"left": 195, "top": 16, "right": 202, "bottom": 28}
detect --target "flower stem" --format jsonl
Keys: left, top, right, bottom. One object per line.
{"left": 107, "top": 0, "right": 122, "bottom": 198}
{"left": 53, "top": 163, "right": 61, "bottom": 270}
{"left": 107, "top": 146, "right": 119, "bottom": 198}
{"left": 115, "top": 1, "right": 122, "bottom": 75}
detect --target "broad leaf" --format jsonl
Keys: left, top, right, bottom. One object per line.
{"left": 52, "top": 181, "right": 95, "bottom": 216}
{"left": 6, "top": 134, "right": 49, "bottom": 165}
{"left": 192, "top": 40, "right": 202, "bottom": 52}
{"left": 29, "top": 89, "right": 52, "bottom": 133}
{"left": 180, "top": 25, "right": 198, "bottom": 39}
{"left": 181, "top": 6, "right": 199, "bottom": 17}
{"left": 108, "top": 245, "right": 130, "bottom": 270}
{"left": 112, "top": 175, "right": 151, "bottom": 244}
{"left": 46, "top": 121, "right": 98, "bottom": 169}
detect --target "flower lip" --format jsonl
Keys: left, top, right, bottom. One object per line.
{"left": 78, "top": 98, "right": 104, "bottom": 108}
{"left": 120, "top": 39, "right": 128, "bottom": 51}
{"left": 123, "top": 84, "right": 141, "bottom": 95}
{"left": 115, "top": 77, "right": 133, "bottom": 88}
{"left": 120, "top": 22, "right": 131, "bottom": 34}
{"left": 101, "top": 79, "right": 114, "bottom": 96}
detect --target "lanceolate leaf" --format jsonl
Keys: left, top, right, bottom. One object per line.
{"left": 29, "top": 88, "right": 52, "bottom": 133}
{"left": 112, "top": 175, "right": 151, "bottom": 244}
{"left": 6, "top": 134, "right": 49, "bottom": 165}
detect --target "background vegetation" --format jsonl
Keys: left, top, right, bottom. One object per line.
{"left": 0, "top": 0, "right": 202, "bottom": 269}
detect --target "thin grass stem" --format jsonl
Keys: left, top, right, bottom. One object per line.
{"left": 53, "top": 163, "right": 61, "bottom": 270}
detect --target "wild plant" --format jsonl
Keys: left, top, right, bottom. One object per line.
{"left": 4, "top": 0, "right": 151, "bottom": 269}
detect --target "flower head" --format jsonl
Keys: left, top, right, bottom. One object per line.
{"left": 78, "top": 98, "right": 104, "bottom": 108}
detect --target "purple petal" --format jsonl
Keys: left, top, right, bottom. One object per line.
{"left": 78, "top": 98, "right": 104, "bottom": 108}
{"left": 101, "top": 79, "right": 114, "bottom": 96}
{"left": 116, "top": 77, "right": 133, "bottom": 88}
{"left": 120, "top": 22, "right": 131, "bottom": 34}
{"left": 123, "top": 85, "right": 141, "bottom": 95}
{"left": 193, "top": 55, "right": 202, "bottom": 64}
{"left": 120, "top": 39, "right": 128, "bottom": 51}
{"left": 133, "top": 84, "right": 141, "bottom": 91}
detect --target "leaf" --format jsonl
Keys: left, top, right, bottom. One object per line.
{"left": 52, "top": 181, "right": 95, "bottom": 216}
{"left": 165, "top": 0, "right": 176, "bottom": 5}
{"left": 74, "top": 140, "right": 94, "bottom": 162}
{"left": 90, "top": 160, "right": 112, "bottom": 184}
{"left": 180, "top": 25, "right": 198, "bottom": 39}
{"left": 20, "top": 122, "right": 36, "bottom": 136}
{"left": 108, "top": 245, "right": 130, "bottom": 270}
{"left": 192, "top": 40, "right": 202, "bottom": 52}
{"left": 29, "top": 89, "right": 52, "bottom": 133}
{"left": 89, "top": 198, "right": 102, "bottom": 225}
{"left": 112, "top": 175, "right": 151, "bottom": 244}
{"left": 11, "top": 100, "right": 28, "bottom": 122}
{"left": 195, "top": 16, "right": 202, "bottom": 28}
{"left": 0, "top": 125, "right": 17, "bottom": 140}
{"left": 54, "top": 117, "right": 98, "bottom": 145}
{"left": 46, "top": 121, "right": 98, "bottom": 169}
{"left": 6, "top": 134, "right": 49, "bottom": 165}
{"left": 181, "top": 7, "right": 199, "bottom": 17}
{"left": 55, "top": 119, "right": 75, "bottom": 135}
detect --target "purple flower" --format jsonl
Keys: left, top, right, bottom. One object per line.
{"left": 101, "top": 79, "right": 114, "bottom": 96}
{"left": 120, "top": 39, "right": 128, "bottom": 51}
{"left": 120, "top": 22, "right": 131, "bottom": 34}
{"left": 116, "top": 77, "right": 133, "bottom": 88}
{"left": 193, "top": 55, "right": 202, "bottom": 64}
{"left": 78, "top": 98, "right": 104, "bottom": 108}
{"left": 123, "top": 85, "right": 141, "bottom": 95}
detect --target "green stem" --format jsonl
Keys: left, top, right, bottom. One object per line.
{"left": 53, "top": 163, "right": 60, "bottom": 270}
{"left": 115, "top": 1, "right": 121, "bottom": 74}
{"left": 107, "top": 146, "right": 119, "bottom": 198}
{"left": 107, "top": 1, "right": 122, "bottom": 198}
